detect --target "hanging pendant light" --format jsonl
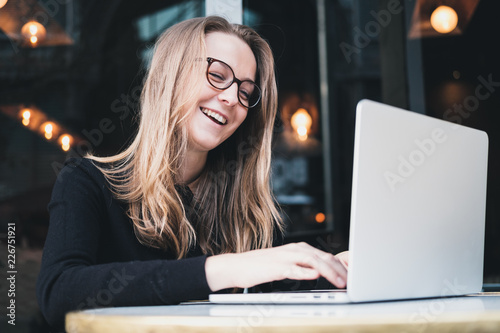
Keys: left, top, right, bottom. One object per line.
{"left": 430, "top": 5, "right": 458, "bottom": 34}
{"left": 21, "top": 20, "right": 47, "bottom": 46}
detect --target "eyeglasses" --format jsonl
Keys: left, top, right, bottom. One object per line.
{"left": 206, "top": 57, "right": 261, "bottom": 108}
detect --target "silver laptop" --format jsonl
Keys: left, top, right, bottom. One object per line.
{"left": 209, "top": 99, "right": 488, "bottom": 304}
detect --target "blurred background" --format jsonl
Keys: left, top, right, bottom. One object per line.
{"left": 1, "top": 0, "right": 499, "bottom": 331}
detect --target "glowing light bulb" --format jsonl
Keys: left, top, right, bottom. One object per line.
{"left": 21, "top": 21, "right": 46, "bottom": 46}
{"left": 315, "top": 212, "right": 326, "bottom": 223}
{"left": 21, "top": 109, "right": 31, "bottom": 126}
{"left": 60, "top": 134, "right": 72, "bottom": 151}
{"left": 43, "top": 122, "right": 53, "bottom": 140}
{"left": 297, "top": 127, "right": 307, "bottom": 136}
{"left": 430, "top": 6, "right": 458, "bottom": 34}
{"left": 0, "top": 0, "right": 8, "bottom": 9}
{"left": 61, "top": 135, "right": 70, "bottom": 145}
{"left": 29, "top": 24, "right": 38, "bottom": 35}
{"left": 291, "top": 108, "right": 312, "bottom": 141}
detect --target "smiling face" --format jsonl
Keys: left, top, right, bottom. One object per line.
{"left": 186, "top": 32, "right": 257, "bottom": 154}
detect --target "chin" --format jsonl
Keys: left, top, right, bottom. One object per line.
{"left": 191, "top": 137, "right": 222, "bottom": 152}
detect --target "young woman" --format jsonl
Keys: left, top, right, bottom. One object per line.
{"left": 37, "top": 16, "right": 348, "bottom": 331}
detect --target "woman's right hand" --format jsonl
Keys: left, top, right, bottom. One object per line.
{"left": 205, "top": 242, "right": 348, "bottom": 292}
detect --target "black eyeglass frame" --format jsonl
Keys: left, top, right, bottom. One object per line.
{"left": 206, "top": 57, "right": 261, "bottom": 109}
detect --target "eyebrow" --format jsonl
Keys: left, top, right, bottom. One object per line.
{"left": 209, "top": 56, "right": 257, "bottom": 83}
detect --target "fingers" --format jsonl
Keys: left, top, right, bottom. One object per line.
{"left": 283, "top": 265, "right": 321, "bottom": 281}
{"left": 220, "top": 244, "right": 348, "bottom": 289}
{"left": 307, "top": 251, "right": 347, "bottom": 288}
{"left": 335, "top": 251, "right": 349, "bottom": 270}
{"left": 283, "top": 243, "right": 348, "bottom": 288}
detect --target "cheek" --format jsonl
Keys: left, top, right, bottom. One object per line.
{"left": 198, "top": 83, "right": 217, "bottom": 101}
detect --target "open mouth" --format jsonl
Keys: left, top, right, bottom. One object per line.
{"left": 201, "top": 107, "right": 227, "bottom": 125}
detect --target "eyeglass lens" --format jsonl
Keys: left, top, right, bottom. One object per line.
{"left": 207, "top": 59, "right": 261, "bottom": 108}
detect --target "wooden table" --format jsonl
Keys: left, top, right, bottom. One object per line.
{"left": 66, "top": 293, "right": 500, "bottom": 332}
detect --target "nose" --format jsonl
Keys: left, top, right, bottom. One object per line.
{"left": 217, "top": 82, "right": 239, "bottom": 107}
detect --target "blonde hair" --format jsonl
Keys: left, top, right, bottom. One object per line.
{"left": 88, "top": 16, "right": 283, "bottom": 258}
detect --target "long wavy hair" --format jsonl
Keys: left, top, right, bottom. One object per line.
{"left": 88, "top": 16, "right": 283, "bottom": 258}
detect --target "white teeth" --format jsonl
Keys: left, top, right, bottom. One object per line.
{"left": 201, "top": 108, "right": 226, "bottom": 124}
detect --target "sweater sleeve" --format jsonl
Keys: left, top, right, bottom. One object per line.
{"left": 36, "top": 159, "right": 212, "bottom": 331}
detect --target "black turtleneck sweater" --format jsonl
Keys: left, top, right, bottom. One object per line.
{"left": 36, "top": 158, "right": 212, "bottom": 331}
